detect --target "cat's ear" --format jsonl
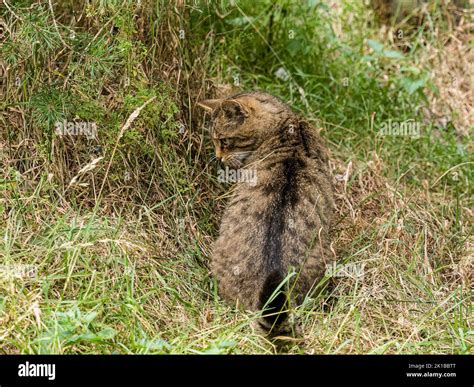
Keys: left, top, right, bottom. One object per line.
{"left": 197, "top": 99, "right": 221, "bottom": 112}
{"left": 221, "top": 100, "right": 249, "bottom": 120}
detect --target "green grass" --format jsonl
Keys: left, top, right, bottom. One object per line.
{"left": 0, "top": 0, "right": 472, "bottom": 354}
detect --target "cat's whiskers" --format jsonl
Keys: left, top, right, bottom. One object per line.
{"left": 229, "top": 151, "right": 252, "bottom": 167}
{"left": 225, "top": 156, "right": 239, "bottom": 169}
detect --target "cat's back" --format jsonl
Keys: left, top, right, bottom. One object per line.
{"left": 212, "top": 122, "right": 334, "bottom": 308}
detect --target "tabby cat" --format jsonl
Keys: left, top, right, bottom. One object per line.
{"left": 198, "top": 91, "right": 335, "bottom": 334}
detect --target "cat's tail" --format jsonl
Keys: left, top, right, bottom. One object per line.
{"left": 257, "top": 270, "right": 288, "bottom": 334}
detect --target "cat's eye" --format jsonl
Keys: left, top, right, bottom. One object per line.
{"left": 220, "top": 139, "right": 230, "bottom": 147}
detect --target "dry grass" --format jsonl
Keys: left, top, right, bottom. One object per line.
{"left": 423, "top": 21, "right": 473, "bottom": 138}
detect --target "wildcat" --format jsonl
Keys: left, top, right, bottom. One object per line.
{"left": 198, "top": 91, "right": 335, "bottom": 335}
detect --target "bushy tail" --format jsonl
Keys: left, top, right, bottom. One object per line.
{"left": 258, "top": 270, "right": 288, "bottom": 332}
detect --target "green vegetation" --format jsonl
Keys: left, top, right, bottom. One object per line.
{"left": 1, "top": 0, "right": 472, "bottom": 354}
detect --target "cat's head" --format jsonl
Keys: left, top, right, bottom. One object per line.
{"left": 197, "top": 92, "right": 290, "bottom": 168}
